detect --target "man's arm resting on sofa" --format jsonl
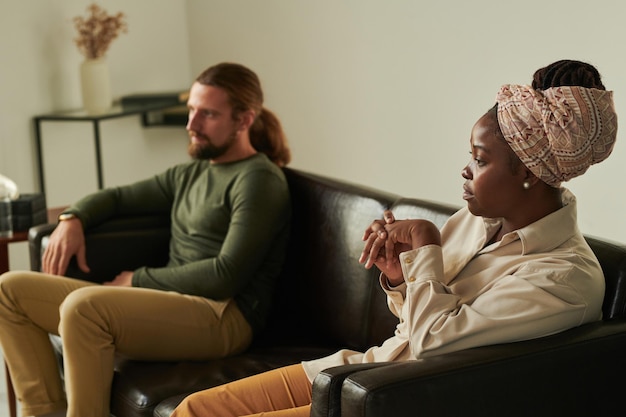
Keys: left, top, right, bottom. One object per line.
{"left": 28, "top": 214, "right": 171, "bottom": 283}
{"left": 335, "top": 319, "right": 626, "bottom": 417}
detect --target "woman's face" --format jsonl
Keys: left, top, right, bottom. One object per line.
{"left": 461, "top": 112, "right": 527, "bottom": 219}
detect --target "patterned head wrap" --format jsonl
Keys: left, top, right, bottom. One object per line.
{"left": 496, "top": 85, "right": 617, "bottom": 187}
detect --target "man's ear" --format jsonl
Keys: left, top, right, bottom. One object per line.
{"left": 237, "top": 110, "right": 256, "bottom": 132}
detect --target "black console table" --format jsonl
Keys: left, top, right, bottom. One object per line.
{"left": 33, "top": 101, "right": 187, "bottom": 194}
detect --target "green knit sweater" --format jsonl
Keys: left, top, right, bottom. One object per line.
{"left": 67, "top": 153, "right": 291, "bottom": 334}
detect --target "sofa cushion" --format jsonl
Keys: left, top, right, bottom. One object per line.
{"left": 111, "top": 346, "right": 335, "bottom": 417}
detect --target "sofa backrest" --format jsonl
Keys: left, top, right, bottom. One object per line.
{"left": 260, "top": 168, "right": 397, "bottom": 349}
{"left": 584, "top": 236, "right": 626, "bottom": 319}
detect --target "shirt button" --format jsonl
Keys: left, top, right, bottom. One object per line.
{"left": 405, "top": 258, "right": 413, "bottom": 264}
{"left": 408, "top": 276, "right": 416, "bottom": 282}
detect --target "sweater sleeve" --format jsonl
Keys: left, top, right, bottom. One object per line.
{"left": 66, "top": 170, "right": 176, "bottom": 228}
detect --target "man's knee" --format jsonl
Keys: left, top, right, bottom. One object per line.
{"left": 0, "top": 271, "right": 39, "bottom": 306}
{"left": 59, "top": 286, "right": 107, "bottom": 331}
{"left": 0, "top": 270, "right": 32, "bottom": 292}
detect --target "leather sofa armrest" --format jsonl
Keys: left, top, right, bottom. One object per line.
{"left": 337, "top": 319, "right": 626, "bottom": 417}
{"left": 28, "top": 223, "right": 58, "bottom": 272}
{"left": 28, "top": 215, "right": 171, "bottom": 283}
{"left": 310, "top": 363, "right": 392, "bottom": 417}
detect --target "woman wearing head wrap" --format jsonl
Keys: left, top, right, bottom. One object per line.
{"left": 171, "top": 60, "right": 618, "bottom": 417}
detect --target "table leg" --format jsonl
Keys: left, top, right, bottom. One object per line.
{"left": 5, "top": 362, "right": 16, "bottom": 417}
{"left": 0, "top": 241, "right": 8, "bottom": 273}
{"left": 1, "top": 241, "right": 17, "bottom": 417}
{"left": 34, "top": 117, "right": 46, "bottom": 194}
{"left": 92, "top": 121, "right": 104, "bottom": 190}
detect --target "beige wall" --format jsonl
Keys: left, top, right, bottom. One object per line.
{"left": 1, "top": 0, "right": 625, "bottom": 270}
{"left": 186, "top": 0, "right": 626, "bottom": 244}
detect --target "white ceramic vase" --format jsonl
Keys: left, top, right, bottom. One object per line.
{"left": 80, "top": 58, "right": 112, "bottom": 114}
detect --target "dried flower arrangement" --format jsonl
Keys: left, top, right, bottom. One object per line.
{"left": 73, "top": 3, "right": 128, "bottom": 60}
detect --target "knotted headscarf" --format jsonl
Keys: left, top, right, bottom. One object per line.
{"left": 496, "top": 85, "right": 618, "bottom": 187}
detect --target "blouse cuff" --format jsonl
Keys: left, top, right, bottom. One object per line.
{"left": 399, "top": 245, "right": 445, "bottom": 285}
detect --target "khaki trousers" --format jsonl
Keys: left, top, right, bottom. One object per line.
{"left": 172, "top": 364, "right": 312, "bottom": 417}
{"left": 0, "top": 271, "right": 252, "bottom": 417}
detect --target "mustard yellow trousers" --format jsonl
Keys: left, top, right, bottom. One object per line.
{"left": 172, "top": 364, "right": 312, "bottom": 417}
{"left": 0, "top": 271, "right": 252, "bottom": 417}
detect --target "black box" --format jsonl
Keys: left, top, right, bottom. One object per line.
{"left": 12, "top": 209, "right": 47, "bottom": 231}
{"left": 11, "top": 194, "right": 47, "bottom": 231}
{"left": 120, "top": 91, "right": 188, "bottom": 109}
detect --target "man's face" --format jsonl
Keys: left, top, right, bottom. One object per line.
{"left": 186, "top": 82, "right": 240, "bottom": 160}
{"left": 461, "top": 113, "right": 527, "bottom": 219}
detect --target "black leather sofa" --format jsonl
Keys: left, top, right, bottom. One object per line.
{"left": 28, "top": 167, "right": 626, "bottom": 417}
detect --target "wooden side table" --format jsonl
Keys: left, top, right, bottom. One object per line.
{"left": 1, "top": 207, "right": 64, "bottom": 417}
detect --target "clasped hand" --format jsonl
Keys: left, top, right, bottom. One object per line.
{"left": 359, "top": 210, "right": 441, "bottom": 286}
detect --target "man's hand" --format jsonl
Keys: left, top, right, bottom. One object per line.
{"left": 42, "top": 218, "right": 90, "bottom": 276}
{"left": 103, "top": 271, "right": 134, "bottom": 287}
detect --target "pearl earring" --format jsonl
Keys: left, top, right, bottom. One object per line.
{"left": 523, "top": 181, "right": 531, "bottom": 190}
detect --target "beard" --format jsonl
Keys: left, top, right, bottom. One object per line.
{"left": 187, "top": 129, "right": 238, "bottom": 160}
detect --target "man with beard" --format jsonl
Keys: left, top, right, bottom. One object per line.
{"left": 0, "top": 63, "right": 292, "bottom": 417}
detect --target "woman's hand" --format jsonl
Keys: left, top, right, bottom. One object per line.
{"left": 359, "top": 210, "right": 442, "bottom": 285}
{"left": 360, "top": 210, "right": 401, "bottom": 269}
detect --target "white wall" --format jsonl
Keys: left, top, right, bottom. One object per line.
{"left": 0, "top": 0, "right": 193, "bottom": 269}
{"left": 186, "top": 0, "right": 626, "bottom": 245}
{"left": 1, "top": 0, "right": 625, "bottom": 273}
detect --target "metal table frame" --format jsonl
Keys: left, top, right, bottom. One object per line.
{"left": 33, "top": 102, "right": 186, "bottom": 194}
